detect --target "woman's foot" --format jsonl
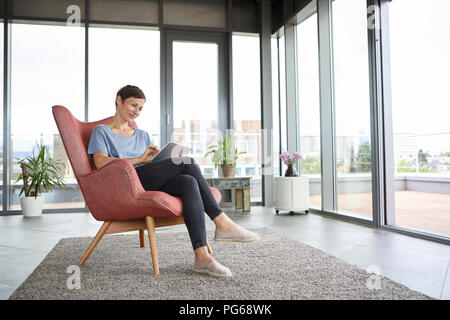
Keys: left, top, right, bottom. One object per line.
{"left": 193, "top": 259, "right": 232, "bottom": 278}
{"left": 193, "top": 245, "right": 232, "bottom": 278}
{"left": 213, "top": 213, "right": 259, "bottom": 242}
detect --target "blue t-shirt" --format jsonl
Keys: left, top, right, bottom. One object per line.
{"left": 87, "top": 124, "right": 152, "bottom": 167}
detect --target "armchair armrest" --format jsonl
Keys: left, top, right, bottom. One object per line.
{"left": 79, "top": 158, "right": 144, "bottom": 196}
{"left": 77, "top": 159, "right": 148, "bottom": 220}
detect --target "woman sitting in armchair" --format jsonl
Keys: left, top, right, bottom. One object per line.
{"left": 87, "top": 84, "right": 259, "bottom": 278}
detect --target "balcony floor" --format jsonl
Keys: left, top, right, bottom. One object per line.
{"left": 309, "top": 190, "right": 450, "bottom": 237}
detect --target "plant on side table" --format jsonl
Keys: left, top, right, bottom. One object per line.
{"left": 204, "top": 135, "right": 246, "bottom": 178}
{"left": 14, "top": 142, "right": 66, "bottom": 217}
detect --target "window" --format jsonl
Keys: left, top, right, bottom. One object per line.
{"left": 10, "top": 23, "right": 85, "bottom": 210}
{"left": 232, "top": 34, "right": 262, "bottom": 202}
{"left": 296, "top": 7, "right": 321, "bottom": 209}
{"left": 245, "top": 167, "right": 256, "bottom": 176}
{"left": 172, "top": 40, "right": 219, "bottom": 173}
{"left": 203, "top": 167, "right": 214, "bottom": 176}
{"left": 0, "top": 22, "right": 3, "bottom": 211}
{"left": 272, "top": 36, "right": 281, "bottom": 176}
{"left": 278, "top": 35, "right": 287, "bottom": 174}
{"left": 89, "top": 27, "right": 160, "bottom": 146}
{"left": 388, "top": 0, "right": 450, "bottom": 237}
{"left": 332, "top": 0, "right": 373, "bottom": 220}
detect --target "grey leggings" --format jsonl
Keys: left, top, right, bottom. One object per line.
{"left": 135, "top": 157, "right": 223, "bottom": 250}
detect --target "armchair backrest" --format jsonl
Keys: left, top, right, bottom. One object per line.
{"left": 52, "top": 105, "right": 137, "bottom": 177}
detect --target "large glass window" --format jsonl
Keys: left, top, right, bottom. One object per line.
{"left": 10, "top": 23, "right": 85, "bottom": 210}
{"left": 278, "top": 35, "right": 287, "bottom": 174}
{"left": 232, "top": 34, "right": 262, "bottom": 202}
{"left": 0, "top": 21, "right": 3, "bottom": 211}
{"left": 388, "top": 0, "right": 450, "bottom": 237}
{"left": 89, "top": 27, "right": 160, "bottom": 146}
{"left": 332, "top": 0, "right": 373, "bottom": 220}
{"left": 296, "top": 9, "right": 322, "bottom": 209}
{"left": 271, "top": 36, "right": 281, "bottom": 177}
{"left": 171, "top": 41, "right": 219, "bottom": 173}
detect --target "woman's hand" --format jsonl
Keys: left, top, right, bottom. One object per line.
{"left": 140, "top": 145, "right": 160, "bottom": 164}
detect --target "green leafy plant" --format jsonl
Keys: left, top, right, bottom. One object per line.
{"left": 204, "top": 135, "right": 246, "bottom": 169}
{"left": 14, "top": 142, "right": 66, "bottom": 199}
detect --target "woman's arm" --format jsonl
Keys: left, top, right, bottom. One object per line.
{"left": 92, "top": 145, "right": 160, "bottom": 169}
{"left": 93, "top": 152, "right": 143, "bottom": 169}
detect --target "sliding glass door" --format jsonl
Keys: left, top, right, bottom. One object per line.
{"left": 296, "top": 6, "right": 322, "bottom": 210}
{"left": 331, "top": 0, "right": 373, "bottom": 221}
{"left": 165, "top": 31, "right": 228, "bottom": 176}
{"left": 386, "top": 0, "right": 450, "bottom": 238}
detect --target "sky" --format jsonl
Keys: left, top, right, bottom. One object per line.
{"left": 389, "top": 0, "right": 450, "bottom": 154}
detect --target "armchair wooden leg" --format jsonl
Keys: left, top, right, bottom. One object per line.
{"left": 145, "top": 216, "right": 160, "bottom": 275}
{"left": 79, "top": 221, "right": 112, "bottom": 265}
{"left": 139, "top": 229, "right": 145, "bottom": 248}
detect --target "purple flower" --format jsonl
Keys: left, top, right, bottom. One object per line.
{"left": 293, "top": 152, "right": 302, "bottom": 160}
{"left": 280, "top": 151, "right": 302, "bottom": 165}
{"left": 279, "top": 152, "right": 291, "bottom": 165}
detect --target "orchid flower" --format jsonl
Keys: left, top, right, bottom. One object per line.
{"left": 279, "top": 151, "right": 302, "bottom": 166}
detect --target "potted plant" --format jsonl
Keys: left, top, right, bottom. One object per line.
{"left": 14, "top": 142, "right": 66, "bottom": 217}
{"left": 204, "top": 135, "right": 246, "bottom": 178}
{"left": 280, "top": 151, "right": 302, "bottom": 177}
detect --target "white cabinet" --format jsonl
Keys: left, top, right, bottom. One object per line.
{"left": 274, "top": 176, "right": 310, "bottom": 214}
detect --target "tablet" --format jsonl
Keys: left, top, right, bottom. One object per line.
{"left": 152, "top": 141, "right": 191, "bottom": 162}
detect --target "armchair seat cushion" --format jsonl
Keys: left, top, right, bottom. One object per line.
{"left": 90, "top": 188, "right": 221, "bottom": 222}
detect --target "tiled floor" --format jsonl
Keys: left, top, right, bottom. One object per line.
{"left": 0, "top": 206, "right": 449, "bottom": 300}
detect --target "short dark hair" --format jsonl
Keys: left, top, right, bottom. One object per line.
{"left": 115, "top": 85, "right": 146, "bottom": 107}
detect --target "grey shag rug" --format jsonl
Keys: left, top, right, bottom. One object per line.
{"left": 9, "top": 228, "right": 431, "bottom": 300}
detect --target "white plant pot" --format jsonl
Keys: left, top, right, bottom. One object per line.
{"left": 20, "top": 195, "right": 45, "bottom": 217}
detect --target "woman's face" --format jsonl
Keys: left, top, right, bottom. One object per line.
{"left": 116, "top": 96, "right": 146, "bottom": 122}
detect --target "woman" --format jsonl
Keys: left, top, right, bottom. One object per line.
{"left": 87, "top": 85, "right": 258, "bottom": 278}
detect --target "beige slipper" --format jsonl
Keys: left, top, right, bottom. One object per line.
{"left": 214, "top": 226, "right": 259, "bottom": 242}
{"left": 193, "top": 259, "right": 232, "bottom": 278}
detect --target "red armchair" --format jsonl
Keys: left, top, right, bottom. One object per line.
{"left": 52, "top": 105, "right": 221, "bottom": 275}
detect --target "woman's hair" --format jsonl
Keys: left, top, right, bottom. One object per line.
{"left": 115, "top": 85, "right": 146, "bottom": 107}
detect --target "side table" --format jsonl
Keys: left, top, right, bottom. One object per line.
{"left": 274, "top": 176, "right": 309, "bottom": 215}
{"left": 205, "top": 176, "right": 251, "bottom": 212}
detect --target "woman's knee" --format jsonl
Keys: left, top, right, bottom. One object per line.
{"left": 179, "top": 174, "right": 199, "bottom": 190}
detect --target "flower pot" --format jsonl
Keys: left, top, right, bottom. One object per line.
{"left": 284, "top": 165, "right": 299, "bottom": 177}
{"left": 221, "top": 164, "right": 235, "bottom": 178}
{"left": 20, "top": 195, "right": 44, "bottom": 217}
